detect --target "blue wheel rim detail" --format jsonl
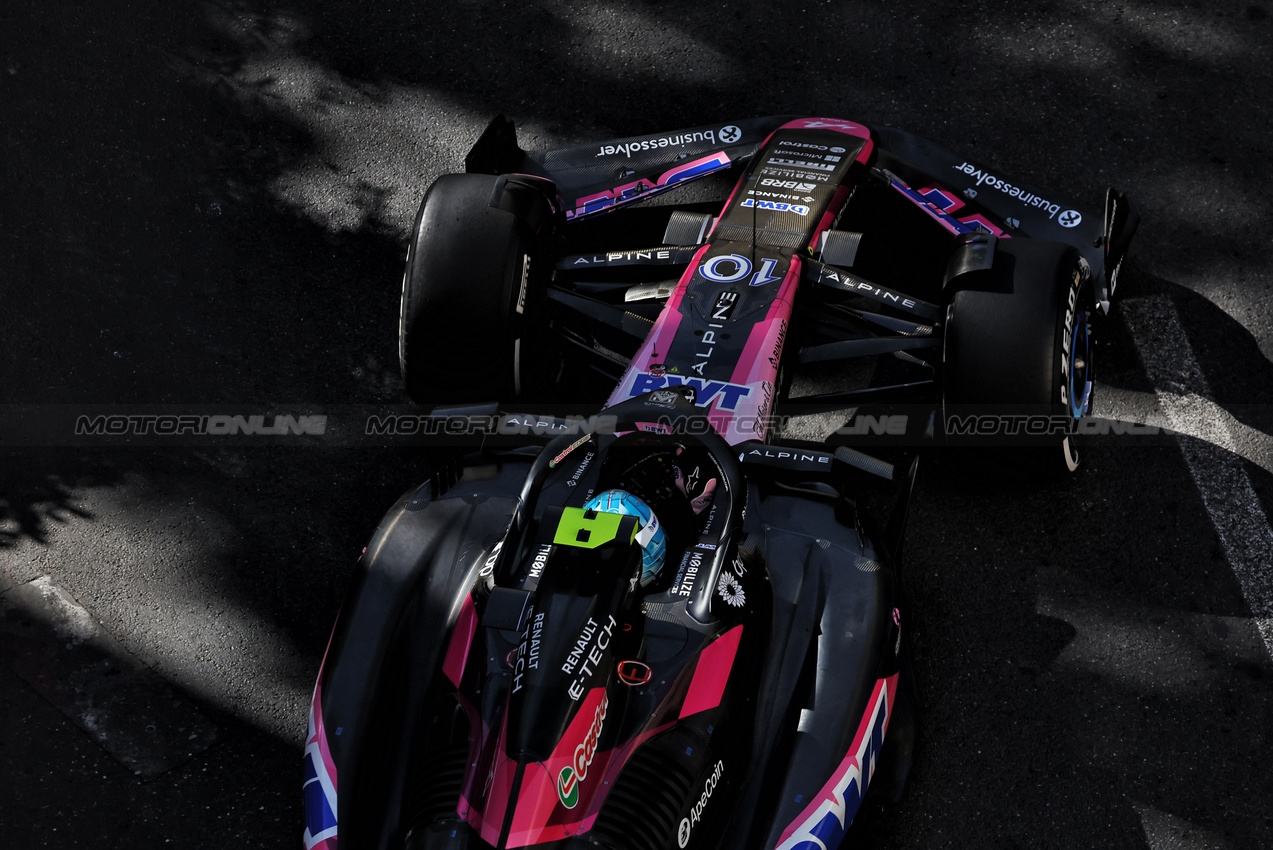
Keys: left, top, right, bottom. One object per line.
{"left": 1069, "top": 310, "right": 1092, "bottom": 420}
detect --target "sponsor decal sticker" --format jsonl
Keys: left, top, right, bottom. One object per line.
{"left": 557, "top": 767, "right": 580, "bottom": 809}
{"left": 675, "top": 548, "right": 708, "bottom": 597}
{"left": 761, "top": 178, "right": 818, "bottom": 192}
{"left": 767, "top": 156, "right": 835, "bottom": 172}
{"left": 678, "top": 760, "right": 725, "bottom": 847}
{"left": 548, "top": 434, "right": 591, "bottom": 469}
{"left": 511, "top": 605, "right": 547, "bottom": 692}
{"left": 563, "top": 615, "right": 618, "bottom": 700}
{"left": 745, "top": 447, "right": 832, "bottom": 464}
{"left": 1058, "top": 209, "right": 1082, "bottom": 228}
{"left": 815, "top": 265, "right": 927, "bottom": 314}
{"left": 557, "top": 693, "right": 610, "bottom": 808}
{"left": 761, "top": 166, "right": 830, "bottom": 183}
{"left": 740, "top": 198, "right": 810, "bottom": 216}
{"left": 719, "top": 125, "right": 742, "bottom": 144}
{"left": 629, "top": 373, "right": 752, "bottom": 411}
{"left": 567, "top": 451, "right": 595, "bottom": 489}
{"left": 952, "top": 161, "right": 1063, "bottom": 219}
{"left": 749, "top": 189, "right": 806, "bottom": 202}
{"left": 686, "top": 289, "right": 741, "bottom": 377}
{"left": 595, "top": 130, "right": 717, "bottom": 158}
{"left": 716, "top": 571, "right": 745, "bottom": 607}
{"left": 616, "top": 659, "right": 652, "bottom": 686}
{"left": 570, "top": 248, "right": 676, "bottom": 266}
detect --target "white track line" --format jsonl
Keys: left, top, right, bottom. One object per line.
{"left": 1120, "top": 296, "right": 1273, "bottom": 658}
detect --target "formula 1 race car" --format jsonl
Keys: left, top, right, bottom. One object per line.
{"left": 303, "top": 117, "right": 1137, "bottom": 850}
{"left": 398, "top": 115, "right": 1137, "bottom": 469}
{"left": 306, "top": 391, "right": 919, "bottom": 850}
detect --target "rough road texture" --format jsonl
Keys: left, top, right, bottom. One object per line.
{"left": 3, "top": 1, "right": 1272, "bottom": 847}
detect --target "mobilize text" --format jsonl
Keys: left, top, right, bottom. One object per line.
{"left": 527, "top": 544, "right": 552, "bottom": 579}
{"left": 676, "top": 548, "right": 706, "bottom": 597}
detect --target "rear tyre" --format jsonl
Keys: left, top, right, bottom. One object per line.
{"left": 399, "top": 173, "right": 553, "bottom": 405}
{"left": 943, "top": 239, "right": 1093, "bottom": 474}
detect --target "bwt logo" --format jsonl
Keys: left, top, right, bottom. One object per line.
{"left": 741, "top": 198, "right": 810, "bottom": 216}
{"left": 630, "top": 373, "right": 752, "bottom": 411}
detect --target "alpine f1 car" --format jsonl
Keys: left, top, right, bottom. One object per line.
{"left": 397, "top": 114, "right": 1137, "bottom": 468}
{"left": 303, "top": 116, "right": 1137, "bottom": 850}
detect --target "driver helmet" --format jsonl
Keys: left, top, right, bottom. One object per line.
{"left": 583, "top": 489, "right": 667, "bottom": 586}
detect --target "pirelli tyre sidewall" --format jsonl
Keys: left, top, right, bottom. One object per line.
{"left": 942, "top": 238, "right": 1092, "bottom": 473}
{"left": 399, "top": 173, "right": 551, "bottom": 405}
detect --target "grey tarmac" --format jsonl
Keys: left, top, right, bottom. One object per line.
{"left": 2, "top": 1, "right": 1272, "bottom": 847}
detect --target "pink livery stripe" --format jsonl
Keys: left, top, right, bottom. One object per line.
{"left": 605, "top": 244, "right": 712, "bottom": 409}
{"left": 442, "top": 594, "right": 478, "bottom": 687}
{"left": 712, "top": 259, "right": 802, "bottom": 445}
{"left": 774, "top": 674, "right": 898, "bottom": 850}
{"left": 679, "top": 625, "right": 744, "bottom": 718}
{"left": 303, "top": 681, "right": 339, "bottom": 850}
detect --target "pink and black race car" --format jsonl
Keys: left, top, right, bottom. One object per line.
{"left": 398, "top": 115, "right": 1136, "bottom": 469}
{"left": 304, "top": 117, "right": 1137, "bottom": 850}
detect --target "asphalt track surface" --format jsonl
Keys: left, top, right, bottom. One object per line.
{"left": 3, "top": 1, "right": 1273, "bottom": 847}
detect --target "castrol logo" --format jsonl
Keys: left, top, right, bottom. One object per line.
{"left": 557, "top": 693, "right": 609, "bottom": 808}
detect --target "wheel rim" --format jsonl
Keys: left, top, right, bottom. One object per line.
{"left": 1068, "top": 308, "right": 1093, "bottom": 420}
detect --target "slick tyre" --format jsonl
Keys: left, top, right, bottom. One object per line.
{"left": 943, "top": 239, "right": 1093, "bottom": 474}
{"left": 399, "top": 173, "right": 553, "bottom": 405}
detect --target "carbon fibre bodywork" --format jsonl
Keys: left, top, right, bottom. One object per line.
{"left": 307, "top": 395, "right": 917, "bottom": 850}
{"left": 308, "top": 114, "right": 1136, "bottom": 849}
{"left": 453, "top": 115, "right": 1137, "bottom": 447}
